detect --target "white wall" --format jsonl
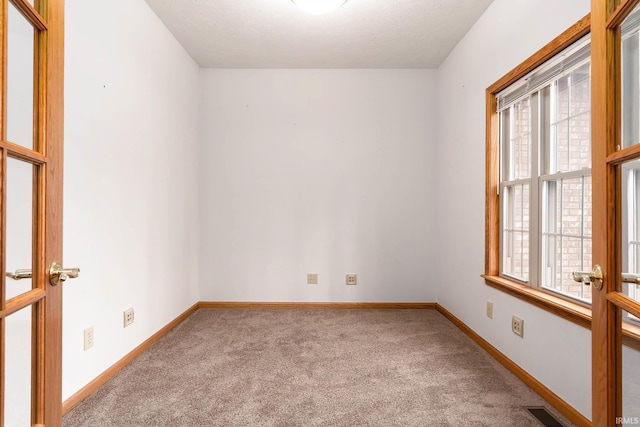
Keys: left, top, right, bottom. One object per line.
{"left": 62, "top": 0, "right": 200, "bottom": 400}
{"left": 435, "top": 0, "right": 592, "bottom": 419}
{"left": 198, "top": 69, "right": 437, "bottom": 302}
{"left": 54, "top": 0, "right": 628, "bottom": 421}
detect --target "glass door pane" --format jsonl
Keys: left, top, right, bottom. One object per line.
{"left": 4, "top": 305, "right": 33, "bottom": 427}
{"left": 621, "top": 162, "right": 640, "bottom": 420}
{"left": 5, "top": 157, "right": 34, "bottom": 300}
{"left": 6, "top": 1, "right": 35, "bottom": 149}
{"left": 622, "top": 311, "right": 640, "bottom": 421}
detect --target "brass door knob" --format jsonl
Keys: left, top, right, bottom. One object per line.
{"left": 5, "top": 269, "right": 32, "bottom": 280}
{"left": 49, "top": 261, "right": 80, "bottom": 286}
{"left": 571, "top": 264, "right": 604, "bottom": 290}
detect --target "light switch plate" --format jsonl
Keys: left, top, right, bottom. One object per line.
{"left": 486, "top": 301, "right": 493, "bottom": 319}
{"left": 84, "top": 326, "right": 94, "bottom": 350}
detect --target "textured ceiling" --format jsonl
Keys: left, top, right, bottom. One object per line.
{"left": 143, "top": 0, "right": 494, "bottom": 68}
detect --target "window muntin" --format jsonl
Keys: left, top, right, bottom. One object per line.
{"left": 498, "top": 39, "right": 592, "bottom": 304}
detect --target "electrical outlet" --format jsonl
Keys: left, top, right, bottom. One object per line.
{"left": 346, "top": 274, "right": 357, "bottom": 285}
{"left": 84, "top": 326, "right": 94, "bottom": 350}
{"left": 307, "top": 273, "right": 318, "bottom": 285}
{"left": 123, "top": 308, "right": 134, "bottom": 327}
{"left": 486, "top": 301, "right": 493, "bottom": 319}
{"left": 512, "top": 315, "right": 524, "bottom": 337}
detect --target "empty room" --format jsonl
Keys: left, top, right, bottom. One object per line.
{"left": 2, "top": 0, "right": 640, "bottom": 426}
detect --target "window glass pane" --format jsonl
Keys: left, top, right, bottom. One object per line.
{"left": 501, "top": 109, "right": 511, "bottom": 180}
{"left": 547, "top": 238, "right": 565, "bottom": 293}
{"left": 553, "top": 120, "right": 570, "bottom": 172}
{"left": 583, "top": 238, "right": 593, "bottom": 301}
{"left": 543, "top": 235, "right": 590, "bottom": 299}
{"left": 570, "top": 63, "right": 591, "bottom": 117}
{"left": 569, "top": 119, "right": 591, "bottom": 172}
{"left": 584, "top": 175, "right": 592, "bottom": 237}
{"left": 583, "top": 176, "right": 593, "bottom": 299}
{"left": 561, "top": 177, "right": 583, "bottom": 236}
{"left": 511, "top": 98, "right": 531, "bottom": 180}
{"left": 560, "top": 236, "right": 587, "bottom": 300}
{"left": 513, "top": 232, "right": 525, "bottom": 279}
{"left": 555, "top": 75, "right": 570, "bottom": 122}
{"left": 549, "top": 63, "right": 591, "bottom": 173}
{"left": 569, "top": 64, "right": 591, "bottom": 171}
{"left": 541, "top": 177, "right": 592, "bottom": 302}
{"left": 542, "top": 234, "right": 558, "bottom": 287}
{"left": 502, "top": 183, "right": 529, "bottom": 282}
{"left": 503, "top": 231, "right": 530, "bottom": 282}
{"left": 514, "top": 184, "right": 523, "bottom": 230}
{"left": 521, "top": 232, "right": 529, "bottom": 280}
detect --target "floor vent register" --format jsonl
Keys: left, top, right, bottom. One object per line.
{"left": 524, "top": 407, "right": 565, "bottom": 427}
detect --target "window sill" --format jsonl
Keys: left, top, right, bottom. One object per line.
{"left": 482, "top": 275, "right": 592, "bottom": 328}
{"left": 483, "top": 274, "right": 640, "bottom": 351}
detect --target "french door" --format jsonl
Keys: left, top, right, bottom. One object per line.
{"left": 0, "top": 0, "right": 67, "bottom": 426}
{"left": 592, "top": 0, "right": 640, "bottom": 425}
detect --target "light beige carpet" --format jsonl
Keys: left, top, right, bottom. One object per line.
{"left": 63, "top": 309, "right": 576, "bottom": 426}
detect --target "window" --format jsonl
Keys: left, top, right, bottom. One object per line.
{"left": 498, "top": 43, "right": 592, "bottom": 303}
{"left": 484, "top": 18, "right": 594, "bottom": 310}
{"left": 485, "top": 13, "right": 640, "bottom": 347}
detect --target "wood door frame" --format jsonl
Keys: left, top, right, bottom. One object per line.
{"left": 591, "top": 0, "right": 618, "bottom": 425}
{"left": 43, "top": 0, "right": 64, "bottom": 424}
{"left": 592, "top": 0, "right": 640, "bottom": 425}
{"left": 42, "top": 0, "right": 64, "bottom": 427}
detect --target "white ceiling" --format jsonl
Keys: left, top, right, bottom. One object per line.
{"left": 143, "top": 0, "right": 494, "bottom": 68}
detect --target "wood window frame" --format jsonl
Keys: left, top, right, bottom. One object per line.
{"left": 483, "top": 13, "right": 640, "bottom": 351}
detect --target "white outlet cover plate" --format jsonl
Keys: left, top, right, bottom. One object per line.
{"left": 124, "top": 308, "right": 134, "bottom": 327}
{"left": 512, "top": 316, "right": 524, "bottom": 337}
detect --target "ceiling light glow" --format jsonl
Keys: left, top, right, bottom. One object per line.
{"left": 291, "top": 0, "right": 348, "bottom": 14}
